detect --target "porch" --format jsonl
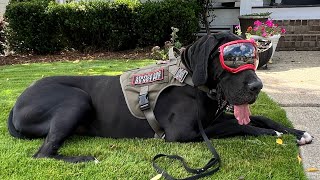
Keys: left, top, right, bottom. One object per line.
{"left": 205, "top": 0, "right": 320, "bottom": 50}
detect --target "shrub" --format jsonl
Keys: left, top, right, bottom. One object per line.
{"left": 0, "top": 20, "right": 5, "bottom": 55}
{"left": 9, "top": 0, "right": 55, "bottom": 4}
{"left": 5, "top": 1, "right": 64, "bottom": 54}
{"left": 48, "top": 2, "right": 137, "bottom": 51}
{"left": 4, "top": 0, "right": 201, "bottom": 54}
{"left": 114, "top": 0, "right": 141, "bottom": 8}
{"left": 135, "top": 0, "right": 200, "bottom": 47}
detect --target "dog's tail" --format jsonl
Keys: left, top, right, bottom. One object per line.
{"left": 7, "top": 109, "right": 27, "bottom": 139}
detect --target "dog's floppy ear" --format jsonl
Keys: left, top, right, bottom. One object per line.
{"left": 185, "top": 35, "right": 219, "bottom": 86}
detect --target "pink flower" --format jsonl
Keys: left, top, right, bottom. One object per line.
{"left": 254, "top": 20, "right": 262, "bottom": 27}
{"left": 262, "top": 32, "right": 267, "bottom": 37}
{"left": 265, "top": 20, "right": 273, "bottom": 27}
{"left": 248, "top": 38, "right": 255, "bottom": 42}
{"left": 245, "top": 19, "right": 286, "bottom": 37}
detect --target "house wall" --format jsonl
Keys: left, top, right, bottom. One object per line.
{"left": 0, "top": 0, "right": 9, "bottom": 19}
{"left": 211, "top": 2, "right": 320, "bottom": 51}
{"left": 275, "top": 19, "right": 320, "bottom": 50}
{"left": 252, "top": 7, "right": 320, "bottom": 50}
{"left": 252, "top": 7, "right": 320, "bottom": 20}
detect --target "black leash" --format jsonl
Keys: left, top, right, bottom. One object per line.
{"left": 152, "top": 91, "right": 226, "bottom": 180}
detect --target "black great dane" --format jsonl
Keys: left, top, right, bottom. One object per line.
{"left": 8, "top": 32, "right": 312, "bottom": 164}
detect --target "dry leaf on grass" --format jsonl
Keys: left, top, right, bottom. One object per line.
{"left": 150, "top": 173, "right": 162, "bottom": 180}
{"left": 297, "top": 155, "right": 302, "bottom": 164}
{"left": 276, "top": 138, "right": 283, "bottom": 145}
{"left": 306, "top": 167, "right": 319, "bottom": 172}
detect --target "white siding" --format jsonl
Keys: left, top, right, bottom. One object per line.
{"left": 0, "top": 0, "right": 9, "bottom": 19}
{"left": 252, "top": 7, "right": 320, "bottom": 20}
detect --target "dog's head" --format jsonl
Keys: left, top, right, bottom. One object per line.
{"left": 181, "top": 32, "right": 263, "bottom": 125}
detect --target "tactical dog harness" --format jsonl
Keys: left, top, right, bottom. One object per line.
{"left": 120, "top": 48, "right": 194, "bottom": 138}
{"left": 119, "top": 37, "right": 259, "bottom": 179}
{"left": 120, "top": 48, "right": 223, "bottom": 179}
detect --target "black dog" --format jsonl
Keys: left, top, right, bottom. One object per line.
{"left": 8, "top": 32, "right": 312, "bottom": 163}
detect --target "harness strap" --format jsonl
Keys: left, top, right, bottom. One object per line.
{"left": 139, "top": 86, "right": 165, "bottom": 139}
{"left": 168, "top": 47, "right": 217, "bottom": 99}
{"left": 168, "top": 47, "right": 180, "bottom": 62}
{"left": 168, "top": 65, "right": 193, "bottom": 86}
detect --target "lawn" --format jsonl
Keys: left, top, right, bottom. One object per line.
{"left": 0, "top": 59, "right": 305, "bottom": 180}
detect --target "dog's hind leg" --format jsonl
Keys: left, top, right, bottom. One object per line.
{"left": 33, "top": 100, "right": 96, "bottom": 163}
{"left": 249, "top": 115, "right": 313, "bottom": 145}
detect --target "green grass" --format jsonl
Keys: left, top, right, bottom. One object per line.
{"left": 0, "top": 59, "right": 306, "bottom": 180}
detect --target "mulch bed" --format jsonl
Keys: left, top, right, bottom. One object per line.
{"left": 0, "top": 49, "right": 152, "bottom": 66}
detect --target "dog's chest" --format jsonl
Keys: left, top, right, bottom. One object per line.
{"left": 120, "top": 61, "right": 188, "bottom": 119}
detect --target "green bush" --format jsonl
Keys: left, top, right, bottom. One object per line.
{"left": 9, "top": 0, "right": 54, "bottom": 4}
{"left": 4, "top": 0, "right": 201, "bottom": 54}
{"left": 48, "top": 2, "right": 137, "bottom": 51}
{"left": 5, "top": 1, "right": 64, "bottom": 54}
{"left": 135, "top": 0, "right": 200, "bottom": 46}
{"left": 0, "top": 21, "right": 5, "bottom": 55}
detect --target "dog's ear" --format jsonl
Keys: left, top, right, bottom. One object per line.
{"left": 186, "top": 35, "right": 219, "bottom": 86}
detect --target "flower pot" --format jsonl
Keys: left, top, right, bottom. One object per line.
{"left": 266, "top": 34, "right": 281, "bottom": 62}
{"left": 250, "top": 35, "right": 273, "bottom": 68}
{"left": 258, "top": 46, "right": 273, "bottom": 68}
{"left": 250, "top": 34, "right": 281, "bottom": 64}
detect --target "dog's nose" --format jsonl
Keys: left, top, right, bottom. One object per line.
{"left": 248, "top": 80, "right": 263, "bottom": 92}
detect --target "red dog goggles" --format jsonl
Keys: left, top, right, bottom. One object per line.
{"left": 219, "top": 40, "right": 258, "bottom": 73}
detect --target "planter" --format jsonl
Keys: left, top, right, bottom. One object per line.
{"left": 238, "top": 15, "right": 269, "bottom": 38}
{"left": 258, "top": 46, "right": 273, "bottom": 68}
{"left": 250, "top": 35, "right": 273, "bottom": 68}
{"left": 265, "top": 34, "right": 281, "bottom": 62}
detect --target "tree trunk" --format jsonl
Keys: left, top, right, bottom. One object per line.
{"left": 200, "top": 0, "right": 211, "bottom": 35}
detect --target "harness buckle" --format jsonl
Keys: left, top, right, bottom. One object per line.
{"left": 174, "top": 67, "right": 188, "bottom": 83}
{"left": 139, "top": 94, "right": 150, "bottom": 111}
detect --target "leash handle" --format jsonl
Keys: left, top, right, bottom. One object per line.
{"left": 152, "top": 154, "right": 220, "bottom": 180}
{"left": 152, "top": 91, "right": 221, "bottom": 180}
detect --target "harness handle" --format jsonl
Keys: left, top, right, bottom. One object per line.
{"left": 169, "top": 47, "right": 181, "bottom": 62}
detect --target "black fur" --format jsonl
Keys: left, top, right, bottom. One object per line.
{"left": 8, "top": 32, "right": 311, "bottom": 163}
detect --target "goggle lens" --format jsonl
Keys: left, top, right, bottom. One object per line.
{"left": 219, "top": 40, "right": 258, "bottom": 73}
{"left": 223, "top": 43, "right": 256, "bottom": 68}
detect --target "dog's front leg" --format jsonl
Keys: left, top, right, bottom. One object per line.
{"left": 203, "top": 117, "right": 277, "bottom": 139}
{"left": 249, "top": 115, "right": 313, "bottom": 145}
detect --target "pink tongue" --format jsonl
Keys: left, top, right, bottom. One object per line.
{"left": 234, "top": 104, "right": 251, "bottom": 125}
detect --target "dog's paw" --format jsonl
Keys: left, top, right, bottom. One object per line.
{"left": 94, "top": 157, "right": 100, "bottom": 164}
{"left": 275, "top": 131, "right": 283, "bottom": 137}
{"left": 297, "top": 132, "right": 313, "bottom": 145}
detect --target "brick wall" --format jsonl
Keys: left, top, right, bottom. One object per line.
{"left": 275, "top": 19, "right": 320, "bottom": 51}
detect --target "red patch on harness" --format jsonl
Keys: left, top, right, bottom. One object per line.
{"left": 131, "top": 68, "right": 164, "bottom": 86}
